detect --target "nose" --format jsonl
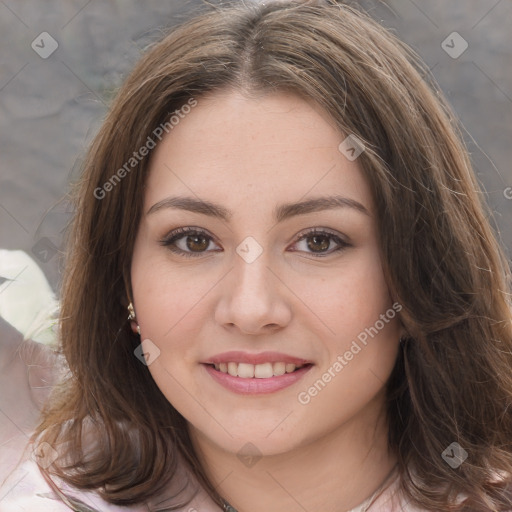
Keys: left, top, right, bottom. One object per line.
{"left": 214, "top": 251, "right": 292, "bottom": 335}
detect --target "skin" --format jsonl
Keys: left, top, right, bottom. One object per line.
{"left": 131, "top": 89, "right": 405, "bottom": 512}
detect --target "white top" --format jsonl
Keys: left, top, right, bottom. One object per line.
{"left": 0, "top": 452, "right": 428, "bottom": 512}
{"left": 0, "top": 456, "right": 221, "bottom": 512}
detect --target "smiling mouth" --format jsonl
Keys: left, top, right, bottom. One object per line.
{"left": 205, "top": 362, "right": 313, "bottom": 379}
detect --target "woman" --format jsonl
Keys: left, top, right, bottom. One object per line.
{"left": 2, "top": 0, "right": 511, "bottom": 510}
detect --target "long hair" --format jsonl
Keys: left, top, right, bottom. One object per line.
{"left": 33, "top": 0, "right": 512, "bottom": 510}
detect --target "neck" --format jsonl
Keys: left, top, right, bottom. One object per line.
{"left": 189, "top": 395, "right": 397, "bottom": 512}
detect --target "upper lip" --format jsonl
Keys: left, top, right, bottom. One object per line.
{"left": 203, "top": 351, "right": 312, "bottom": 366}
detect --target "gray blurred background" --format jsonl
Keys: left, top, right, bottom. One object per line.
{"left": 0, "top": 0, "right": 511, "bottom": 292}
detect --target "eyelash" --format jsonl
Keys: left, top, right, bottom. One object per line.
{"left": 159, "top": 226, "right": 350, "bottom": 258}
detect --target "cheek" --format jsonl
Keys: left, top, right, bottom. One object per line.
{"left": 130, "top": 236, "right": 228, "bottom": 386}
{"left": 294, "top": 250, "right": 400, "bottom": 430}
{"left": 131, "top": 256, "right": 210, "bottom": 411}
{"left": 293, "top": 247, "right": 395, "bottom": 342}
{"left": 132, "top": 262, "right": 207, "bottom": 352}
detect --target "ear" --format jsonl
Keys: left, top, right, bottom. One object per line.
{"left": 130, "top": 320, "right": 139, "bottom": 334}
{"left": 123, "top": 270, "right": 135, "bottom": 312}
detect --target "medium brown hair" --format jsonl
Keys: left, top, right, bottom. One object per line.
{"left": 33, "top": 0, "right": 512, "bottom": 510}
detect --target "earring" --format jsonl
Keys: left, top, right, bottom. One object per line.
{"left": 127, "top": 302, "right": 141, "bottom": 335}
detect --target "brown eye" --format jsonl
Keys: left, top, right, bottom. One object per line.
{"left": 290, "top": 229, "right": 350, "bottom": 257}
{"left": 186, "top": 233, "right": 209, "bottom": 252}
{"left": 306, "top": 234, "right": 331, "bottom": 252}
{"left": 160, "top": 227, "right": 221, "bottom": 258}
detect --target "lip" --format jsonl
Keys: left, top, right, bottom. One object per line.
{"left": 202, "top": 363, "right": 313, "bottom": 395}
{"left": 203, "top": 351, "right": 311, "bottom": 366}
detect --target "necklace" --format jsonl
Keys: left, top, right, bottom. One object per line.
{"left": 221, "top": 463, "right": 398, "bottom": 512}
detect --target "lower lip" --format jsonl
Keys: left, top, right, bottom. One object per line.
{"left": 202, "top": 363, "right": 313, "bottom": 394}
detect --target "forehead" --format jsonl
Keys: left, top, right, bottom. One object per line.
{"left": 144, "top": 89, "right": 373, "bottom": 216}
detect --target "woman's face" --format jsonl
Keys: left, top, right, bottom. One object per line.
{"left": 131, "top": 89, "right": 403, "bottom": 456}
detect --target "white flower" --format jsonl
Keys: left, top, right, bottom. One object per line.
{"left": 0, "top": 250, "right": 59, "bottom": 346}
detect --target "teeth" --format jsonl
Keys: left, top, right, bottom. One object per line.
{"left": 273, "top": 362, "right": 286, "bottom": 376}
{"left": 285, "top": 363, "right": 296, "bottom": 373}
{"left": 227, "top": 362, "right": 238, "bottom": 377}
{"left": 237, "top": 363, "right": 255, "bottom": 378}
{"left": 254, "top": 362, "right": 273, "bottom": 378}
{"left": 214, "top": 361, "right": 305, "bottom": 378}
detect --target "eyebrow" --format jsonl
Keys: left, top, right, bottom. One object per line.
{"left": 146, "top": 195, "right": 369, "bottom": 222}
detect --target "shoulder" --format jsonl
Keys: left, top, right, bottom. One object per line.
{"left": 0, "top": 455, "right": 223, "bottom": 512}
{"left": 368, "top": 467, "right": 512, "bottom": 512}
{"left": 0, "top": 458, "right": 134, "bottom": 512}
